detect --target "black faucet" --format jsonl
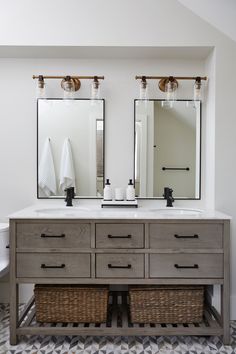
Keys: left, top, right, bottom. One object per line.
{"left": 163, "top": 187, "right": 174, "bottom": 207}
{"left": 65, "top": 187, "right": 75, "bottom": 207}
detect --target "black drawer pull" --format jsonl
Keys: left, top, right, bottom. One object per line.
{"left": 174, "top": 264, "right": 199, "bottom": 269}
{"left": 6, "top": 245, "right": 9, "bottom": 249}
{"left": 41, "top": 263, "right": 65, "bottom": 269}
{"left": 174, "top": 234, "right": 199, "bottom": 239}
{"left": 108, "top": 263, "right": 131, "bottom": 269}
{"left": 107, "top": 234, "right": 132, "bottom": 239}
{"left": 41, "top": 233, "right": 66, "bottom": 238}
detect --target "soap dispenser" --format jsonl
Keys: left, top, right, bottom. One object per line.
{"left": 126, "top": 179, "right": 135, "bottom": 201}
{"left": 103, "top": 179, "right": 112, "bottom": 201}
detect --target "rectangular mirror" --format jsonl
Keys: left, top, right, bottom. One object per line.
{"left": 37, "top": 99, "right": 105, "bottom": 198}
{"left": 134, "top": 100, "right": 201, "bottom": 199}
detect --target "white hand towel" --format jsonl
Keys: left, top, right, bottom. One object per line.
{"left": 59, "top": 138, "right": 76, "bottom": 193}
{"left": 38, "top": 138, "right": 57, "bottom": 196}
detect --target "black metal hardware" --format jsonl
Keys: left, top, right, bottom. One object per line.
{"left": 65, "top": 187, "right": 75, "bottom": 207}
{"left": 41, "top": 264, "right": 65, "bottom": 269}
{"left": 37, "top": 99, "right": 105, "bottom": 201}
{"left": 133, "top": 99, "right": 202, "bottom": 201}
{"left": 108, "top": 234, "right": 132, "bottom": 239}
{"left": 174, "top": 234, "right": 199, "bottom": 239}
{"left": 162, "top": 167, "right": 190, "bottom": 171}
{"left": 163, "top": 187, "right": 175, "bottom": 207}
{"left": 174, "top": 264, "right": 199, "bottom": 269}
{"left": 41, "top": 233, "right": 65, "bottom": 238}
{"left": 6, "top": 245, "right": 9, "bottom": 249}
{"left": 108, "top": 264, "right": 131, "bottom": 269}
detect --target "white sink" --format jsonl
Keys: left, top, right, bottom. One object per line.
{"left": 146, "top": 208, "right": 203, "bottom": 216}
{"left": 35, "top": 207, "right": 89, "bottom": 215}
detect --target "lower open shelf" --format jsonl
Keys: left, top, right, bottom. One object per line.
{"left": 17, "top": 291, "right": 223, "bottom": 337}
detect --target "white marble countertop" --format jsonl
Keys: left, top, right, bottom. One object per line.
{"left": 8, "top": 203, "right": 231, "bottom": 220}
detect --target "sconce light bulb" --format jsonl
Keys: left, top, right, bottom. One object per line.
{"left": 62, "top": 76, "right": 76, "bottom": 100}
{"left": 165, "top": 77, "right": 177, "bottom": 102}
{"left": 91, "top": 77, "right": 100, "bottom": 100}
{"left": 139, "top": 77, "right": 148, "bottom": 100}
{"left": 64, "top": 90, "right": 74, "bottom": 100}
{"left": 36, "top": 76, "right": 46, "bottom": 98}
{"left": 194, "top": 77, "right": 202, "bottom": 101}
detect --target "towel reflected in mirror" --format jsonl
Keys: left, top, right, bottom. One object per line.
{"left": 59, "top": 138, "right": 76, "bottom": 194}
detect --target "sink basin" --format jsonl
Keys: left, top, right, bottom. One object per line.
{"left": 146, "top": 208, "right": 203, "bottom": 216}
{"left": 35, "top": 207, "right": 89, "bottom": 214}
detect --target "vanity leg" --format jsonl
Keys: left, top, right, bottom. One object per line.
{"left": 10, "top": 221, "right": 19, "bottom": 345}
{"left": 222, "top": 283, "right": 230, "bottom": 345}
{"left": 10, "top": 283, "right": 19, "bottom": 345}
{"left": 222, "top": 220, "right": 230, "bottom": 345}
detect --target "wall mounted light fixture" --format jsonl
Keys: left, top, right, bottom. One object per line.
{"left": 91, "top": 76, "right": 100, "bottom": 100}
{"left": 193, "top": 76, "right": 202, "bottom": 101}
{"left": 35, "top": 75, "right": 46, "bottom": 98}
{"left": 135, "top": 75, "right": 207, "bottom": 102}
{"left": 33, "top": 75, "right": 104, "bottom": 99}
{"left": 61, "top": 76, "right": 81, "bottom": 99}
{"left": 139, "top": 76, "right": 149, "bottom": 100}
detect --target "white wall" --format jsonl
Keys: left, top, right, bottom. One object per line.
{"left": 0, "top": 0, "right": 236, "bottom": 318}
{"left": 0, "top": 0, "right": 223, "bottom": 46}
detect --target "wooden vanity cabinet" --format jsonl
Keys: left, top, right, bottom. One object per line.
{"left": 10, "top": 218, "right": 230, "bottom": 345}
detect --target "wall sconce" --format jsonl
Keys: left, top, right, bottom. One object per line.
{"left": 61, "top": 76, "right": 81, "bottom": 99}
{"left": 159, "top": 76, "right": 178, "bottom": 105}
{"left": 135, "top": 75, "right": 207, "bottom": 103}
{"left": 159, "top": 76, "right": 178, "bottom": 100}
{"left": 33, "top": 75, "right": 104, "bottom": 99}
{"left": 36, "top": 75, "right": 46, "bottom": 98}
{"left": 193, "top": 76, "right": 202, "bottom": 101}
{"left": 139, "top": 76, "right": 149, "bottom": 100}
{"left": 91, "top": 76, "right": 100, "bottom": 100}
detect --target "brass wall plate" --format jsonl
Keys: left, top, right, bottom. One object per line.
{"left": 73, "top": 78, "right": 81, "bottom": 91}
{"left": 61, "top": 78, "right": 81, "bottom": 92}
{"left": 158, "top": 78, "right": 178, "bottom": 92}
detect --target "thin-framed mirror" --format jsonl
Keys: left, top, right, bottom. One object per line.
{"left": 37, "top": 98, "right": 105, "bottom": 198}
{"left": 134, "top": 99, "right": 201, "bottom": 199}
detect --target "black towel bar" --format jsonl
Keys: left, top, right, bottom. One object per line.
{"left": 162, "top": 167, "right": 190, "bottom": 171}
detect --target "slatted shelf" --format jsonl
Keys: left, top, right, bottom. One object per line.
{"left": 16, "top": 291, "right": 223, "bottom": 337}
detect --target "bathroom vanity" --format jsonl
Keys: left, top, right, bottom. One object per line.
{"left": 9, "top": 206, "right": 230, "bottom": 345}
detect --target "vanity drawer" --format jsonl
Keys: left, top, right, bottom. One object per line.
{"left": 149, "top": 224, "right": 223, "bottom": 249}
{"left": 96, "top": 254, "right": 144, "bottom": 278}
{"left": 96, "top": 224, "right": 144, "bottom": 248}
{"left": 17, "top": 253, "right": 90, "bottom": 278}
{"left": 16, "top": 223, "right": 91, "bottom": 249}
{"left": 150, "top": 254, "right": 223, "bottom": 278}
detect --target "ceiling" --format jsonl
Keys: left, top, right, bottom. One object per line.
{"left": 0, "top": 46, "right": 213, "bottom": 59}
{"left": 178, "top": 0, "right": 236, "bottom": 43}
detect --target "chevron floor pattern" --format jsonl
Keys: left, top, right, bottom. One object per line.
{"left": 1, "top": 304, "right": 236, "bottom": 354}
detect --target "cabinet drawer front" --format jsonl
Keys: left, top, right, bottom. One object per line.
{"left": 96, "top": 224, "right": 144, "bottom": 248}
{"left": 17, "top": 253, "right": 90, "bottom": 278}
{"left": 149, "top": 224, "right": 223, "bottom": 249}
{"left": 17, "top": 223, "right": 91, "bottom": 249}
{"left": 96, "top": 254, "right": 144, "bottom": 278}
{"left": 150, "top": 254, "right": 223, "bottom": 278}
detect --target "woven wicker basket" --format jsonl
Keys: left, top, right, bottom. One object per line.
{"left": 129, "top": 285, "right": 204, "bottom": 324}
{"left": 34, "top": 285, "right": 109, "bottom": 323}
